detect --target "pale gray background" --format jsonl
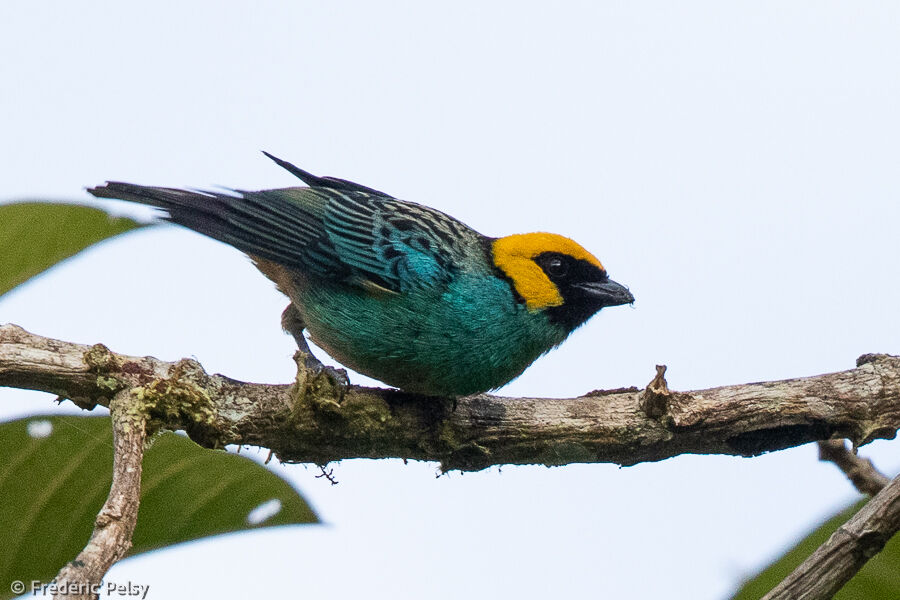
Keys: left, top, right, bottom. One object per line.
{"left": 2, "top": 2, "right": 899, "bottom": 598}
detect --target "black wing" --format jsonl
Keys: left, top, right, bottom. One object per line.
{"left": 88, "top": 159, "right": 485, "bottom": 292}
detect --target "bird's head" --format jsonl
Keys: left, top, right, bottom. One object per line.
{"left": 492, "top": 233, "right": 634, "bottom": 331}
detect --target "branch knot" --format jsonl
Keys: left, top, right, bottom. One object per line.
{"left": 641, "top": 365, "right": 671, "bottom": 419}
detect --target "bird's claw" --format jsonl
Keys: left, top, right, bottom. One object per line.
{"left": 313, "top": 363, "right": 350, "bottom": 389}
{"left": 292, "top": 348, "right": 349, "bottom": 402}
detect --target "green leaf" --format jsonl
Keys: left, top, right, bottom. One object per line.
{"left": 731, "top": 498, "right": 900, "bottom": 599}
{"left": 0, "top": 415, "right": 317, "bottom": 598}
{"left": 0, "top": 202, "right": 146, "bottom": 298}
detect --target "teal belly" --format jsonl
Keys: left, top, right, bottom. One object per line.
{"left": 293, "top": 274, "right": 566, "bottom": 396}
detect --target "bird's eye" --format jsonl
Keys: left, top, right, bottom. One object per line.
{"left": 544, "top": 256, "right": 568, "bottom": 278}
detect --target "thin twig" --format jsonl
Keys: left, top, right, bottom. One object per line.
{"left": 818, "top": 439, "right": 890, "bottom": 495}
{"left": 761, "top": 472, "right": 900, "bottom": 600}
{"left": 51, "top": 390, "right": 146, "bottom": 600}
{"left": 315, "top": 464, "right": 339, "bottom": 485}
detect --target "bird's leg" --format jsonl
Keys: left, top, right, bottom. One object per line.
{"left": 281, "top": 303, "right": 315, "bottom": 358}
{"left": 281, "top": 303, "right": 349, "bottom": 388}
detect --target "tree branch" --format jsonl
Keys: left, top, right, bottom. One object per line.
{"left": 3, "top": 323, "right": 900, "bottom": 598}
{"left": 761, "top": 471, "right": 900, "bottom": 600}
{"left": 51, "top": 390, "right": 145, "bottom": 600}
{"left": 1, "top": 323, "right": 899, "bottom": 472}
{"left": 757, "top": 439, "right": 893, "bottom": 599}
{"left": 818, "top": 439, "right": 890, "bottom": 496}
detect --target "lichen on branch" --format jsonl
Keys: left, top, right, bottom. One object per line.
{"left": 1, "top": 323, "right": 899, "bottom": 472}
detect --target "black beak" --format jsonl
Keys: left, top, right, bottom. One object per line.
{"left": 574, "top": 279, "right": 634, "bottom": 307}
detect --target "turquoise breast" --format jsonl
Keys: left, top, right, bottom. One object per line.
{"left": 293, "top": 272, "right": 568, "bottom": 396}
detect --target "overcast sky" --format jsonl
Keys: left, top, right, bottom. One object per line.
{"left": 2, "top": 2, "right": 900, "bottom": 598}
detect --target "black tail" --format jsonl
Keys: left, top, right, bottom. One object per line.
{"left": 87, "top": 155, "right": 393, "bottom": 272}
{"left": 86, "top": 182, "right": 316, "bottom": 269}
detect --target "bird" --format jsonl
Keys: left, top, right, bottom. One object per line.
{"left": 87, "top": 153, "right": 633, "bottom": 396}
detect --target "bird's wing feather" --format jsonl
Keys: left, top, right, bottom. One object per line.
{"left": 262, "top": 151, "right": 394, "bottom": 197}
{"left": 321, "top": 189, "right": 480, "bottom": 291}
{"left": 88, "top": 180, "right": 484, "bottom": 293}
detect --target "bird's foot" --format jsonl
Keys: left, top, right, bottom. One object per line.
{"left": 306, "top": 355, "right": 349, "bottom": 388}
{"left": 293, "top": 349, "right": 349, "bottom": 401}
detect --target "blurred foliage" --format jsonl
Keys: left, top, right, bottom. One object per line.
{"left": 0, "top": 202, "right": 318, "bottom": 596}
{"left": 732, "top": 497, "right": 900, "bottom": 599}
{"left": 0, "top": 201, "right": 146, "bottom": 298}
{"left": 0, "top": 415, "right": 317, "bottom": 598}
